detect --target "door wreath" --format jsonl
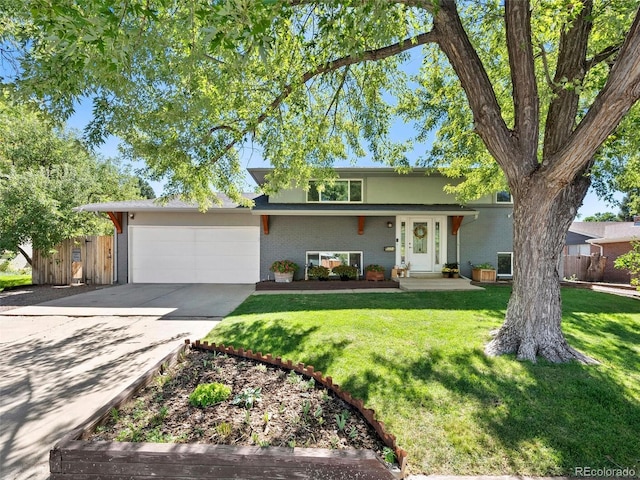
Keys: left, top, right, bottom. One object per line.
{"left": 413, "top": 225, "right": 427, "bottom": 239}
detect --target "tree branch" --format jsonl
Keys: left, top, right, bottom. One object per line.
{"left": 544, "top": 6, "right": 640, "bottom": 185}
{"left": 209, "top": 30, "right": 439, "bottom": 162}
{"left": 542, "top": 0, "right": 593, "bottom": 159}
{"left": 432, "top": 0, "right": 520, "bottom": 180}
{"left": 17, "top": 245, "right": 32, "bottom": 266}
{"left": 585, "top": 44, "right": 621, "bottom": 71}
{"left": 505, "top": 0, "right": 539, "bottom": 160}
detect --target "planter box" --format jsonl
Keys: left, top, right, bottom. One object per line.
{"left": 472, "top": 268, "right": 496, "bottom": 282}
{"left": 274, "top": 272, "right": 294, "bottom": 283}
{"left": 366, "top": 271, "right": 385, "bottom": 281}
{"left": 50, "top": 341, "right": 406, "bottom": 480}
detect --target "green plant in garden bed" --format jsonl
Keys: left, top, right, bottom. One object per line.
{"left": 206, "top": 287, "right": 640, "bottom": 476}
{"left": 364, "top": 264, "right": 384, "bottom": 272}
{"left": 189, "top": 382, "right": 231, "bottom": 408}
{"left": 270, "top": 260, "right": 299, "bottom": 273}
{"left": 307, "top": 265, "right": 330, "bottom": 280}
{"left": 332, "top": 264, "right": 358, "bottom": 279}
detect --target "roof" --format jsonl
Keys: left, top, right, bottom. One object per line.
{"left": 251, "top": 202, "right": 478, "bottom": 216}
{"left": 75, "top": 193, "right": 263, "bottom": 213}
{"left": 569, "top": 222, "right": 608, "bottom": 238}
{"left": 248, "top": 167, "right": 443, "bottom": 186}
{"left": 570, "top": 222, "right": 640, "bottom": 245}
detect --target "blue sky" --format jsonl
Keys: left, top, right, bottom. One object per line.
{"left": 67, "top": 104, "right": 622, "bottom": 219}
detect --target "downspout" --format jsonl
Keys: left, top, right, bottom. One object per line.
{"left": 587, "top": 240, "right": 604, "bottom": 256}
{"left": 456, "top": 226, "right": 460, "bottom": 268}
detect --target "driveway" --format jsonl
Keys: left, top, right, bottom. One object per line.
{"left": 0, "top": 284, "right": 254, "bottom": 480}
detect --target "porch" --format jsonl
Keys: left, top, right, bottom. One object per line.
{"left": 398, "top": 275, "right": 484, "bottom": 291}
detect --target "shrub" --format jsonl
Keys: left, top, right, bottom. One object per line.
{"left": 270, "top": 260, "right": 299, "bottom": 273}
{"left": 365, "top": 264, "right": 384, "bottom": 272}
{"left": 332, "top": 264, "right": 358, "bottom": 278}
{"left": 615, "top": 240, "right": 640, "bottom": 291}
{"left": 472, "top": 262, "right": 494, "bottom": 269}
{"left": 189, "top": 383, "right": 232, "bottom": 408}
{"left": 308, "top": 265, "right": 330, "bottom": 279}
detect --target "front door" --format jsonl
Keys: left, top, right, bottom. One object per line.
{"left": 408, "top": 218, "right": 433, "bottom": 272}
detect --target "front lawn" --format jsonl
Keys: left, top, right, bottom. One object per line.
{"left": 203, "top": 287, "right": 640, "bottom": 476}
{"left": 0, "top": 273, "right": 32, "bottom": 291}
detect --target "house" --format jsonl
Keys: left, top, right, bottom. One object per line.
{"left": 76, "top": 168, "right": 515, "bottom": 284}
{"left": 565, "top": 222, "right": 639, "bottom": 284}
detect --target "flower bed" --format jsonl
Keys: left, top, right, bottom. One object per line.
{"left": 50, "top": 340, "right": 407, "bottom": 479}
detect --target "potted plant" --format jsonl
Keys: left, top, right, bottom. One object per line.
{"left": 442, "top": 262, "right": 460, "bottom": 278}
{"left": 270, "top": 260, "right": 299, "bottom": 283}
{"left": 332, "top": 264, "right": 358, "bottom": 281}
{"left": 471, "top": 262, "right": 496, "bottom": 282}
{"left": 308, "top": 265, "right": 330, "bottom": 280}
{"left": 365, "top": 264, "right": 385, "bottom": 281}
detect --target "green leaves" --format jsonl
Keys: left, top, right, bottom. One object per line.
{"left": 2, "top": 0, "right": 638, "bottom": 205}
{"left": 0, "top": 99, "right": 146, "bottom": 254}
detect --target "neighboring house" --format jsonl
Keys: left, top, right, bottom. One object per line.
{"left": 565, "top": 222, "right": 639, "bottom": 284}
{"left": 76, "top": 168, "right": 515, "bottom": 284}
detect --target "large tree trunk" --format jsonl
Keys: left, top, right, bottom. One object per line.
{"left": 485, "top": 175, "right": 598, "bottom": 364}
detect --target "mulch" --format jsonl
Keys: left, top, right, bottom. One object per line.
{"left": 255, "top": 279, "right": 400, "bottom": 291}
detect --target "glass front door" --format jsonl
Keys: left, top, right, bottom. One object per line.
{"left": 408, "top": 218, "right": 433, "bottom": 272}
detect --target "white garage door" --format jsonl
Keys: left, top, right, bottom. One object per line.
{"left": 129, "top": 226, "right": 260, "bottom": 284}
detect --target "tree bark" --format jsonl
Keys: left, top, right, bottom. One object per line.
{"left": 485, "top": 174, "right": 598, "bottom": 364}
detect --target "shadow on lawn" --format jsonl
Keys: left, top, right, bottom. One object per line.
{"left": 232, "top": 287, "right": 640, "bottom": 317}
{"left": 205, "top": 319, "right": 352, "bottom": 374}
{"left": 339, "top": 348, "right": 640, "bottom": 475}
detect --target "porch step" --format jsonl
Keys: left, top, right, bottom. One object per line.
{"left": 398, "top": 277, "right": 484, "bottom": 292}
{"left": 407, "top": 272, "right": 442, "bottom": 279}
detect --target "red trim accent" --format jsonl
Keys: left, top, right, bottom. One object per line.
{"left": 261, "top": 215, "right": 270, "bottom": 235}
{"left": 107, "top": 212, "right": 123, "bottom": 234}
{"left": 452, "top": 216, "right": 464, "bottom": 235}
{"left": 358, "top": 216, "right": 365, "bottom": 235}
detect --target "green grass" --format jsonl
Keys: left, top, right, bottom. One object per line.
{"left": 203, "top": 287, "right": 640, "bottom": 476}
{"left": 0, "top": 273, "right": 32, "bottom": 291}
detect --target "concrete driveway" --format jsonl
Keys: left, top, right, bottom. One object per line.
{"left": 0, "top": 284, "right": 254, "bottom": 480}
{"left": 1, "top": 284, "right": 255, "bottom": 318}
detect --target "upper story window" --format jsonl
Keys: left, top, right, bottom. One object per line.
{"left": 496, "top": 191, "right": 512, "bottom": 203}
{"left": 307, "top": 179, "right": 363, "bottom": 203}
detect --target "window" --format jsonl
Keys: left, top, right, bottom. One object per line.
{"left": 567, "top": 244, "right": 591, "bottom": 256}
{"left": 307, "top": 179, "right": 363, "bottom": 203}
{"left": 306, "top": 251, "right": 363, "bottom": 275}
{"left": 496, "top": 191, "right": 512, "bottom": 203}
{"left": 497, "top": 252, "right": 513, "bottom": 277}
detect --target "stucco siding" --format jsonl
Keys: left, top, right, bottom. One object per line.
{"left": 458, "top": 207, "right": 514, "bottom": 277}
{"left": 266, "top": 172, "right": 499, "bottom": 205}
{"left": 260, "top": 216, "right": 396, "bottom": 280}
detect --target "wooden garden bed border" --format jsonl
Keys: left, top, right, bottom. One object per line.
{"left": 50, "top": 339, "right": 407, "bottom": 479}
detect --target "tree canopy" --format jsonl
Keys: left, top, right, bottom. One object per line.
{"left": 0, "top": 98, "right": 146, "bottom": 259}
{"left": 2, "top": 0, "right": 639, "bottom": 362}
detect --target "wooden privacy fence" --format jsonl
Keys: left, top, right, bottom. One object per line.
{"left": 32, "top": 236, "right": 114, "bottom": 285}
{"left": 562, "top": 253, "right": 606, "bottom": 282}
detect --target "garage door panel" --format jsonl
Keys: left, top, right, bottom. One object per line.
{"left": 130, "top": 226, "right": 259, "bottom": 284}
{"left": 194, "top": 228, "right": 257, "bottom": 243}
{"left": 195, "top": 242, "right": 259, "bottom": 257}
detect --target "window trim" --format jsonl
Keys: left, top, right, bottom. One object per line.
{"left": 306, "top": 179, "right": 363, "bottom": 203}
{"left": 305, "top": 251, "right": 363, "bottom": 275}
{"left": 497, "top": 251, "right": 513, "bottom": 277}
